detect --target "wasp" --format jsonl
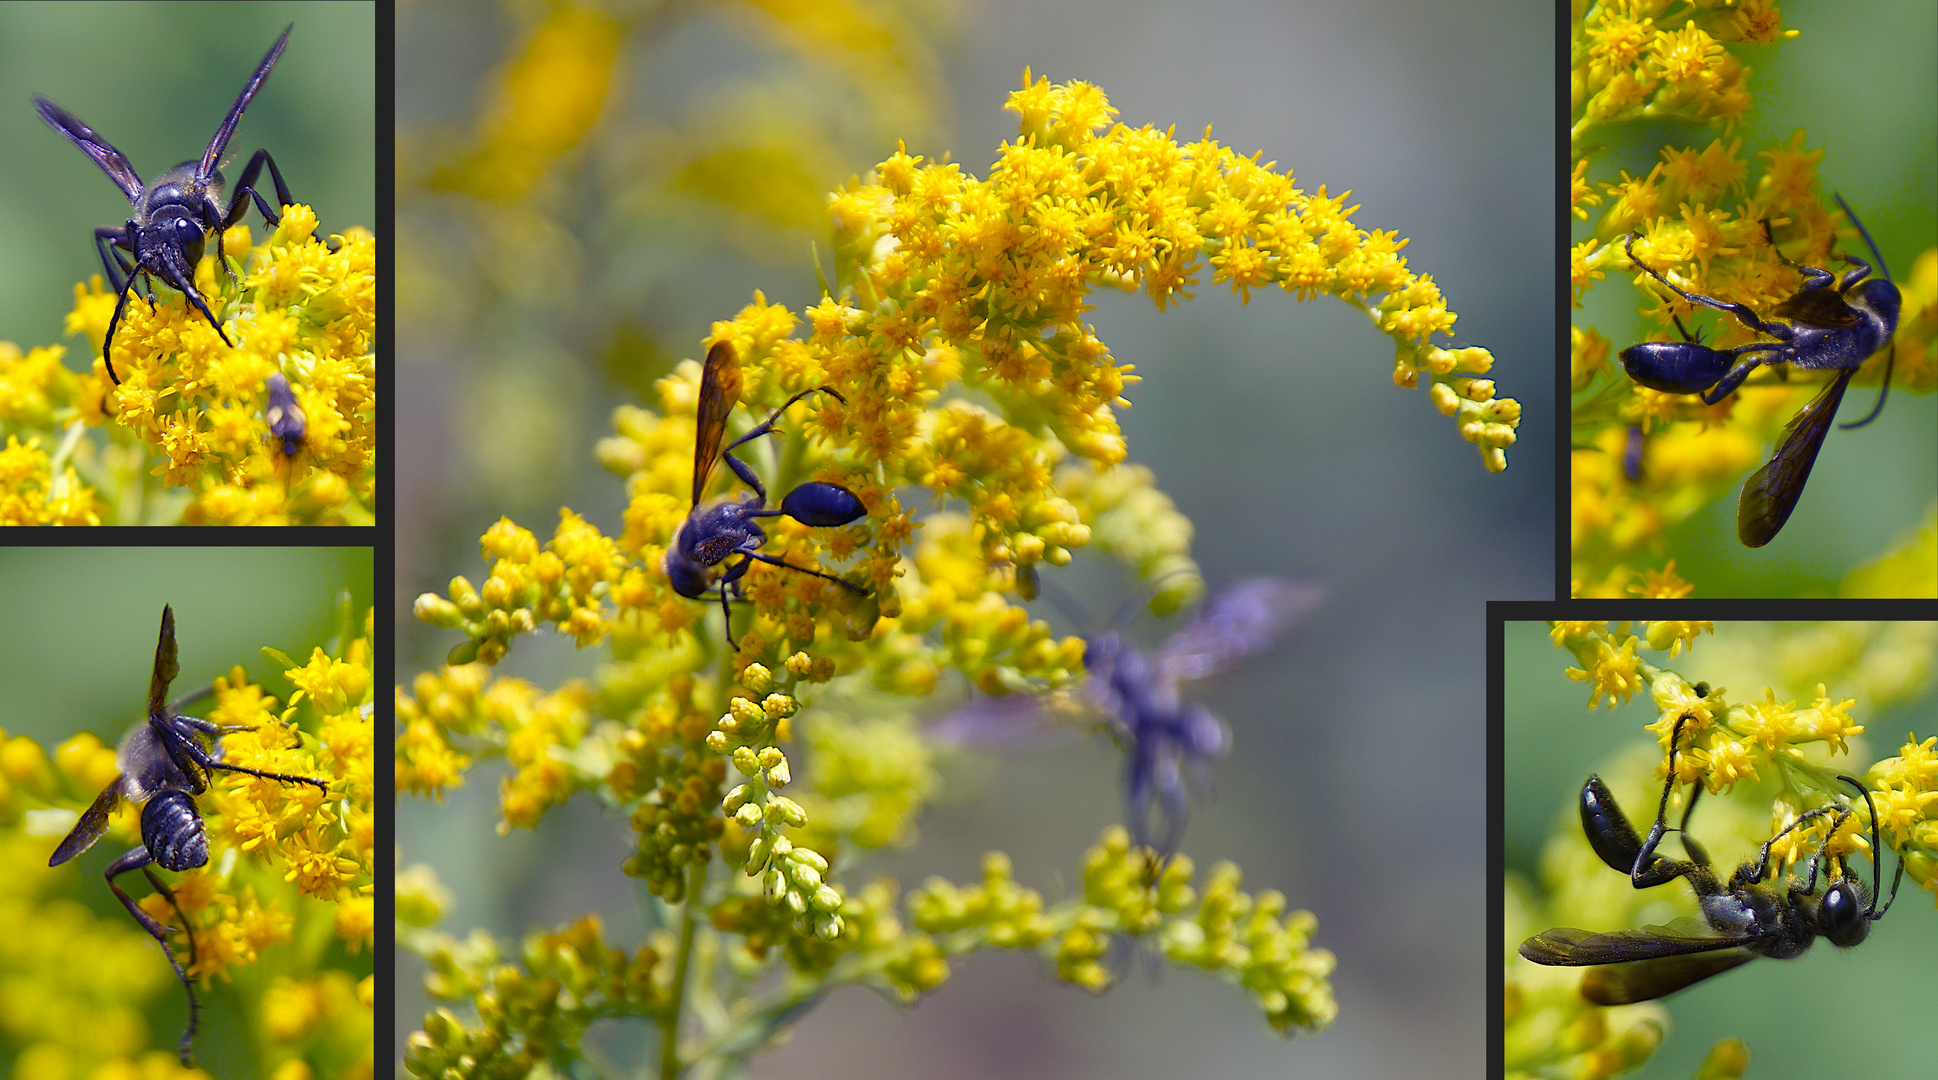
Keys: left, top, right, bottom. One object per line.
{"left": 1618, "top": 196, "right": 1900, "bottom": 546}
{"left": 46, "top": 604, "right": 330, "bottom": 1066}
{"left": 265, "top": 372, "right": 306, "bottom": 459}
{"left": 1519, "top": 715, "right": 1903, "bottom": 1003}
{"left": 34, "top": 24, "right": 304, "bottom": 384}
{"left": 934, "top": 578, "right": 1321, "bottom": 861}
{"left": 663, "top": 340, "right": 868, "bottom": 650}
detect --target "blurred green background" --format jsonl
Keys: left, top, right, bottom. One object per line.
{"left": 0, "top": 546, "right": 373, "bottom": 1077}
{"left": 0, "top": 546, "right": 374, "bottom": 749}
{"left": 1504, "top": 620, "right": 1938, "bottom": 1078}
{"left": 396, "top": 0, "right": 1552, "bottom": 1076}
{"left": 1571, "top": 0, "right": 1938, "bottom": 593}
{"left": 0, "top": 0, "right": 376, "bottom": 367}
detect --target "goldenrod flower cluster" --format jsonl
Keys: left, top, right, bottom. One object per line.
{"left": 0, "top": 208, "right": 376, "bottom": 525}
{"left": 405, "top": 914, "right": 678, "bottom": 1080}
{"left": 1556, "top": 623, "right": 1933, "bottom": 832}
{"left": 1866, "top": 733, "right": 1938, "bottom": 902}
{"left": 1569, "top": 1, "right": 1938, "bottom": 595}
{"left": 0, "top": 427, "right": 99, "bottom": 524}
{"left": 839, "top": 70, "right": 1517, "bottom": 472}
{"left": 397, "top": 68, "right": 1547, "bottom": 1069}
{"left": 1556, "top": 622, "right": 1938, "bottom": 872}
{"left": 416, "top": 71, "right": 1521, "bottom": 675}
{"left": 403, "top": 825, "right": 1333, "bottom": 1080}
{"left": 1084, "top": 828, "right": 1336, "bottom": 1033}
{"left": 8, "top": 605, "right": 375, "bottom": 1076}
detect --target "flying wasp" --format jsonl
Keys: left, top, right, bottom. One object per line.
{"left": 46, "top": 604, "right": 330, "bottom": 1066}
{"left": 934, "top": 577, "right": 1322, "bottom": 861}
{"left": 34, "top": 24, "right": 305, "bottom": 384}
{"left": 663, "top": 340, "right": 869, "bottom": 650}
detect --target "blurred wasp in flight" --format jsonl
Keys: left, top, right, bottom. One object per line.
{"left": 663, "top": 340, "right": 868, "bottom": 651}
{"left": 34, "top": 24, "right": 305, "bottom": 385}
{"left": 46, "top": 604, "right": 330, "bottom": 1066}
{"left": 934, "top": 577, "right": 1321, "bottom": 862}
{"left": 1519, "top": 714, "right": 1904, "bottom": 1003}
{"left": 1618, "top": 195, "right": 1900, "bottom": 546}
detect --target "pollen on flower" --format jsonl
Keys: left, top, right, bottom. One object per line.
{"left": 1702, "top": 737, "right": 1759, "bottom": 790}
{"left": 1565, "top": 636, "right": 1646, "bottom": 709}
{"left": 1736, "top": 688, "right": 1800, "bottom": 751}
{"left": 1628, "top": 561, "right": 1694, "bottom": 599}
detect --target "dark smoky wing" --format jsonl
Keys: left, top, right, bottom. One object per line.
{"left": 1738, "top": 370, "right": 1851, "bottom": 547}
{"left": 1769, "top": 287, "right": 1860, "bottom": 329}
{"left": 47, "top": 776, "right": 127, "bottom": 866}
{"left": 32, "top": 95, "right": 145, "bottom": 201}
{"left": 1579, "top": 949, "right": 1758, "bottom": 1005}
{"left": 1158, "top": 578, "right": 1322, "bottom": 682}
{"left": 149, "top": 605, "right": 180, "bottom": 719}
{"left": 691, "top": 341, "right": 744, "bottom": 507}
{"left": 200, "top": 24, "right": 291, "bottom": 181}
{"left": 1519, "top": 921, "right": 1749, "bottom": 966}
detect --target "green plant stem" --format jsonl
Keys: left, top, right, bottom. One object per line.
{"left": 661, "top": 862, "right": 705, "bottom": 1080}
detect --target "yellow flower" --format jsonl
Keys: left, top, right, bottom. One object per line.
{"left": 10, "top": 212, "right": 380, "bottom": 526}
{"left": 0, "top": 433, "right": 101, "bottom": 524}
{"left": 1565, "top": 635, "right": 1646, "bottom": 709}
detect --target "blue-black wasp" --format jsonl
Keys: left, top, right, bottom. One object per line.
{"left": 34, "top": 24, "right": 304, "bottom": 385}
{"left": 1618, "top": 196, "right": 1901, "bottom": 546}
{"left": 663, "top": 340, "right": 868, "bottom": 651}
{"left": 1519, "top": 715, "right": 1904, "bottom": 1004}
{"left": 46, "top": 604, "right": 330, "bottom": 1066}
{"left": 265, "top": 372, "right": 306, "bottom": 460}
{"left": 933, "top": 578, "right": 1321, "bottom": 861}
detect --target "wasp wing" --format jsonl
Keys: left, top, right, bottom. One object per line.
{"left": 691, "top": 341, "right": 743, "bottom": 507}
{"left": 1769, "top": 287, "right": 1861, "bottom": 331}
{"left": 1520, "top": 921, "right": 1762, "bottom": 1001}
{"left": 1157, "top": 578, "right": 1321, "bottom": 684}
{"left": 200, "top": 24, "right": 291, "bottom": 182}
{"left": 1520, "top": 920, "right": 1750, "bottom": 966}
{"left": 930, "top": 689, "right": 1090, "bottom": 748}
{"left": 47, "top": 775, "right": 128, "bottom": 866}
{"left": 1580, "top": 948, "right": 1757, "bottom": 1004}
{"left": 1738, "top": 369, "right": 1852, "bottom": 547}
{"left": 32, "top": 96, "right": 144, "bottom": 202}
{"left": 149, "top": 604, "right": 179, "bottom": 720}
